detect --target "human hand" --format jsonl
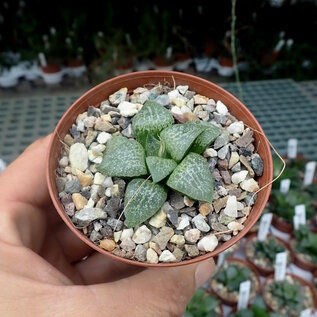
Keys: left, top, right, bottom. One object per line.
{"left": 0, "top": 135, "right": 215, "bottom": 317}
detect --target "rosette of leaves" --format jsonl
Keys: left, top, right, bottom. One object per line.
{"left": 184, "top": 288, "right": 221, "bottom": 317}
{"left": 252, "top": 237, "right": 286, "bottom": 266}
{"left": 215, "top": 264, "right": 251, "bottom": 292}
{"left": 228, "top": 305, "right": 271, "bottom": 317}
{"left": 294, "top": 225, "right": 317, "bottom": 264}
{"left": 97, "top": 100, "right": 221, "bottom": 228}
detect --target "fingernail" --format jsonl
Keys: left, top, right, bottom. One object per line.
{"left": 195, "top": 259, "right": 215, "bottom": 289}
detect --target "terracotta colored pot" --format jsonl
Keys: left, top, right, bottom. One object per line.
{"left": 244, "top": 233, "right": 293, "bottom": 276}
{"left": 263, "top": 274, "right": 317, "bottom": 312}
{"left": 210, "top": 257, "right": 261, "bottom": 307}
{"left": 272, "top": 214, "right": 293, "bottom": 234}
{"left": 290, "top": 238, "right": 317, "bottom": 272}
{"left": 41, "top": 64, "right": 62, "bottom": 74}
{"left": 46, "top": 70, "right": 273, "bottom": 267}
{"left": 218, "top": 57, "right": 233, "bottom": 67}
{"left": 153, "top": 57, "right": 174, "bottom": 68}
{"left": 67, "top": 58, "right": 84, "bottom": 68}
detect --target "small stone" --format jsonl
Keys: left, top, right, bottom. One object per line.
{"left": 149, "top": 209, "right": 167, "bottom": 228}
{"left": 217, "top": 186, "right": 228, "bottom": 197}
{"left": 231, "top": 162, "right": 241, "bottom": 172}
{"left": 216, "top": 100, "right": 228, "bottom": 115}
{"left": 105, "top": 197, "right": 121, "bottom": 218}
{"left": 95, "top": 118, "right": 116, "bottom": 132}
{"left": 186, "top": 98, "right": 194, "bottom": 111}
{"left": 109, "top": 87, "right": 127, "bottom": 105}
{"left": 170, "top": 234, "right": 185, "bottom": 246}
{"left": 83, "top": 116, "right": 96, "bottom": 128}
{"left": 240, "top": 179, "right": 259, "bottom": 192}
{"left": 183, "top": 112, "right": 199, "bottom": 122}
{"left": 154, "top": 226, "right": 174, "bottom": 250}
{"left": 72, "top": 193, "right": 88, "bottom": 210}
{"left": 194, "top": 94, "right": 209, "bottom": 105}
{"left": 86, "top": 198, "right": 95, "bottom": 208}
{"left": 105, "top": 187, "right": 112, "bottom": 197}
{"left": 197, "top": 235, "right": 218, "bottom": 252}
{"left": 240, "top": 155, "right": 255, "bottom": 177}
{"left": 180, "top": 207, "right": 196, "bottom": 218}
{"left": 229, "top": 152, "right": 240, "bottom": 169}
{"left": 184, "top": 229, "right": 201, "bottom": 243}
{"left": 232, "top": 170, "right": 249, "bottom": 184}
{"left": 103, "top": 177, "right": 113, "bottom": 188}
{"left": 203, "top": 148, "right": 218, "bottom": 158}
{"left": 177, "top": 214, "right": 191, "bottom": 230}
{"left": 88, "top": 144, "right": 105, "bottom": 164}
{"left": 192, "top": 214, "right": 211, "bottom": 232}
{"left": 167, "top": 210, "right": 179, "bottom": 227}
{"left": 101, "top": 114, "right": 112, "bottom": 122}
{"left": 159, "top": 250, "right": 176, "bottom": 263}
{"left": 111, "top": 184, "right": 120, "bottom": 197}
{"left": 212, "top": 222, "right": 228, "bottom": 231}
{"left": 199, "top": 203, "right": 213, "bottom": 216}
{"left": 220, "top": 170, "right": 231, "bottom": 185}
{"left": 177, "top": 85, "right": 189, "bottom": 95}
{"left": 170, "top": 192, "right": 185, "bottom": 209}
{"left": 227, "top": 121, "right": 244, "bottom": 134}
{"left": 118, "top": 101, "right": 139, "bottom": 117}
{"left": 171, "top": 106, "right": 184, "bottom": 122}
{"left": 76, "top": 170, "right": 92, "bottom": 186}
{"left": 180, "top": 105, "right": 192, "bottom": 114}
{"left": 185, "top": 245, "right": 199, "bottom": 257}
{"left": 223, "top": 196, "right": 238, "bottom": 217}
{"left": 100, "top": 102, "right": 119, "bottom": 114}
{"left": 132, "top": 225, "right": 152, "bottom": 244}
{"left": 65, "top": 178, "right": 81, "bottom": 194}
{"left": 69, "top": 143, "right": 88, "bottom": 172}
{"left": 217, "top": 145, "right": 229, "bottom": 160}
{"left": 64, "top": 203, "right": 75, "bottom": 216}
{"left": 94, "top": 172, "right": 106, "bottom": 185}
{"left": 218, "top": 214, "right": 235, "bottom": 225}
{"left": 213, "top": 196, "right": 229, "bottom": 213}
{"left": 214, "top": 131, "right": 230, "bottom": 149}
{"left": 107, "top": 218, "right": 123, "bottom": 231}
{"left": 146, "top": 248, "right": 159, "bottom": 264}
{"left": 97, "top": 132, "right": 112, "bottom": 144}
{"left": 113, "top": 231, "right": 122, "bottom": 242}
{"left": 63, "top": 134, "right": 74, "bottom": 146}
{"left": 227, "top": 221, "right": 244, "bottom": 232}
{"left": 218, "top": 160, "right": 229, "bottom": 172}
{"left": 155, "top": 94, "right": 169, "bottom": 106}
{"left": 74, "top": 207, "right": 107, "bottom": 226}
{"left": 251, "top": 154, "right": 264, "bottom": 176}
{"left": 121, "top": 124, "right": 134, "bottom": 138}
{"left": 149, "top": 241, "right": 162, "bottom": 255}
{"left": 85, "top": 130, "right": 97, "bottom": 147}
{"left": 56, "top": 177, "right": 66, "bottom": 192}
{"left": 76, "top": 120, "right": 85, "bottom": 132}
{"left": 214, "top": 113, "right": 228, "bottom": 125}
{"left": 100, "top": 239, "right": 116, "bottom": 251}
{"left": 87, "top": 106, "right": 100, "bottom": 117}
{"left": 184, "top": 196, "right": 194, "bottom": 207}
{"left": 117, "top": 116, "right": 130, "bottom": 129}
{"left": 120, "top": 237, "right": 136, "bottom": 251}
{"left": 235, "top": 129, "right": 254, "bottom": 148}
{"left": 173, "top": 247, "right": 184, "bottom": 262}
{"left": 222, "top": 234, "right": 232, "bottom": 242}
{"left": 100, "top": 225, "right": 113, "bottom": 239}
{"left": 134, "top": 245, "right": 147, "bottom": 262}
{"left": 168, "top": 90, "right": 188, "bottom": 108}
{"left": 90, "top": 230, "right": 102, "bottom": 242}
{"left": 208, "top": 157, "right": 218, "bottom": 172}
{"left": 59, "top": 156, "right": 68, "bottom": 168}
{"left": 93, "top": 222, "right": 103, "bottom": 232}
{"left": 120, "top": 228, "right": 134, "bottom": 241}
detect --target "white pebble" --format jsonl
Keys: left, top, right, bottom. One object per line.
{"left": 228, "top": 221, "right": 244, "bottom": 231}
{"left": 224, "top": 195, "right": 238, "bottom": 217}
{"left": 149, "top": 209, "right": 167, "bottom": 228}
{"left": 105, "top": 187, "right": 112, "bottom": 197}
{"left": 227, "top": 121, "right": 244, "bottom": 134}
{"left": 240, "top": 179, "right": 259, "bottom": 192}
{"left": 197, "top": 235, "right": 218, "bottom": 252}
{"left": 59, "top": 156, "right": 68, "bottom": 167}
{"left": 146, "top": 248, "right": 159, "bottom": 264}
{"left": 109, "top": 87, "right": 127, "bottom": 105}
{"left": 216, "top": 100, "right": 228, "bottom": 115}
{"left": 203, "top": 148, "right": 218, "bottom": 158}
{"left": 114, "top": 231, "right": 122, "bottom": 242}
{"left": 94, "top": 172, "right": 106, "bottom": 185}
{"left": 132, "top": 225, "right": 152, "bottom": 244}
{"left": 120, "top": 228, "right": 134, "bottom": 241}
{"left": 118, "top": 101, "right": 139, "bottom": 117}
{"left": 177, "top": 85, "right": 189, "bottom": 95}
{"left": 69, "top": 143, "right": 88, "bottom": 172}
{"left": 103, "top": 176, "right": 113, "bottom": 188}
{"left": 159, "top": 250, "right": 176, "bottom": 263}
{"left": 231, "top": 170, "right": 249, "bottom": 184}
{"left": 177, "top": 214, "right": 190, "bottom": 230}
{"left": 97, "top": 132, "right": 112, "bottom": 144}
{"left": 86, "top": 198, "right": 95, "bottom": 208}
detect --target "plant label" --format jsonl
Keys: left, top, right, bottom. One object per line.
{"left": 274, "top": 252, "right": 287, "bottom": 281}
{"left": 280, "top": 179, "right": 291, "bottom": 194}
{"left": 287, "top": 138, "right": 297, "bottom": 159}
{"left": 257, "top": 213, "right": 273, "bottom": 241}
{"left": 295, "top": 204, "right": 306, "bottom": 226}
{"left": 38, "top": 52, "right": 47, "bottom": 67}
{"left": 300, "top": 309, "right": 312, "bottom": 317}
{"left": 237, "top": 280, "right": 251, "bottom": 311}
{"left": 217, "top": 251, "right": 227, "bottom": 268}
{"left": 303, "top": 161, "right": 316, "bottom": 186}
{"left": 293, "top": 214, "right": 301, "bottom": 230}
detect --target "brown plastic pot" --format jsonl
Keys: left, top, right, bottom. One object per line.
{"left": 272, "top": 214, "right": 293, "bottom": 234}
{"left": 46, "top": 70, "right": 273, "bottom": 267}
{"left": 263, "top": 274, "right": 317, "bottom": 312}
{"left": 209, "top": 257, "right": 261, "bottom": 307}
{"left": 290, "top": 238, "right": 317, "bottom": 272}
{"left": 244, "top": 233, "right": 293, "bottom": 276}
{"left": 41, "top": 64, "right": 62, "bottom": 74}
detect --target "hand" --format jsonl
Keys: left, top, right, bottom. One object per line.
{"left": 0, "top": 135, "right": 215, "bottom": 317}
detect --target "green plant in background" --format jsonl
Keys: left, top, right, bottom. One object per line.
{"left": 215, "top": 264, "right": 251, "bottom": 292}
{"left": 184, "top": 288, "right": 221, "bottom": 317}
{"left": 97, "top": 100, "right": 221, "bottom": 227}
{"left": 294, "top": 225, "right": 317, "bottom": 264}
{"left": 269, "top": 279, "right": 306, "bottom": 312}
{"left": 253, "top": 237, "right": 285, "bottom": 265}
{"left": 228, "top": 304, "right": 270, "bottom": 317}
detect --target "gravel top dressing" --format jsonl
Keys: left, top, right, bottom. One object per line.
{"left": 56, "top": 83, "right": 264, "bottom": 264}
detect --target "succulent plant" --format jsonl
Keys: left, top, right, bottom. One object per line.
{"left": 253, "top": 237, "right": 286, "bottom": 265}
{"left": 294, "top": 225, "right": 317, "bottom": 264}
{"left": 97, "top": 100, "right": 221, "bottom": 227}
{"left": 228, "top": 304, "right": 271, "bottom": 317}
{"left": 184, "top": 288, "right": 221, "bottom": 317}
{"left": 215, "top": 263, "right": 251, "bottom": 292}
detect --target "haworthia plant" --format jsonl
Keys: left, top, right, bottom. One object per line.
{"left": 97, "top": 136, "right": 147, "bottom": 177}
{"left": 98, "top": 100, "right": 218, "bottom": 227}
{"left": 132, "top": 100, "right": 174, "bottom": 147}
{"left": 160, "top": 123, "right": 206, "bottom": 162}
{"left": 124, "top": 178, "right": 167, "bottom": 228}
{"left": 167, "top": 152, "right": 214, "bottom": 203}
{"left": 146, "top": 156, "right": 177, "bottom": 183}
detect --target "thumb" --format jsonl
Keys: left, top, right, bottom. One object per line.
{"left": 86, "top": 258, "right": 215, "bottom": 317}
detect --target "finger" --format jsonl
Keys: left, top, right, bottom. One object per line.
{"left": 85, "top": 258, "right": 215, "bottom": 317}
{"left": 75, "top": 252, "right": 144, "bottom": 284}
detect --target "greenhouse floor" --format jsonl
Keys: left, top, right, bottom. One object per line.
{"left": 0, "top": 79, "right": 317, "bottom": 165}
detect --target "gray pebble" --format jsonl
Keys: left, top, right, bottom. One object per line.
{"left": 170, "top": 192, "right": 185, "bottom": 209}
{"left": 100, "top": 225, "right": 113, "bottom": 238}
{"left": 180, "top": 207, "right": 197, "bottom": 218}
{"left": 87, "top": 106, "right": 101, "bottom": 117}
{"left": 211, "top": 222, "right": 228, "bottom": 232}
{"left": 185, "top": 244, "right": 199, "bottom": 257}
{"left": 208, "top": 213, "right": 217, "bottom": 226}
{"left": 120, "top": 237, "right": 136, "bottom": 251}
{"left": 214, "top": 113, "right": 228, "bottom": 125}
{"left": 105, "top": 197, "right": 121, "bottom": 218}
{"left": 251, "top": 153, "right": 264, "bottom": 176}
{"left": 56, "top": 177, "right": 66, "bottom": 192}
{"left": 69, "top": 124, "right": 81, "bottom": 139}
{"left": 73, "top": 207, "right": 107, "bottom": 226}
{"left": 134, "top": 245, "right": 147, "bottom": 262}
{"left": 155, "top": 94, "right": 169, "bottom": 106}
{"left": 217, "top": 145, "right": 229, "bottom": 159}
{"left": 81, "top": 189, "right": 91, "bottom": 200}
{"left": 117, "top": 116, "right": 130, "bottom": 129}
{"left": 100, "top": 104, "right": 119, "bottom": 114}
{"left": 61, "top": 193, "right": 73, "bottom": 206}
{"left": 231, "top": 162, "right": 241, "bottom": 172}
{"left": 113, "top": 178, "right": 126, "bottom": 197}
{"left": 214, "top": 131, "right": 230, "bottom": 149}
{"left": 90, "top": 230, "right": 102, "bottom": 242}
{"left": 245, "top": 194, "right": 256, "bottom": 206}
{"left": 222, "top": 234, "right": 232, "bottom": 242}
{"left": 107, "top": 218, "right": 123, "bottom": 231}
{"left": 121, "top": 124, "right": 134, "bottom": 138}
{"left": 167, "top": 210, "right": 179, "bottom": 227}
{"left": 208, "top": 157, "right": 218, "bottom": 172}
{"left": 64, "top": 203, "right": 75, "bottom": 216}
{"left": 65, "top": 178, "right": 81, "bottom": 194}
{"left": 192, "top": 214, "right": 210, "bottom": 232}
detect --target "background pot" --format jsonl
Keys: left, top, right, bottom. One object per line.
{"left": 272, "top": 214, "right": 293, "bottom": 234}
{"left": 290, "top": 239, "right": 317, "bottom": 271}
{"left": 46, "top": 70, "right": 273, "bottom": 267}
{"left": 209, "top": 257, "right": 261, "bottom": 307}
{"left": 244, "top": 233, "right": 293, "bottom": 276}
{"left": 41, "top": 64, "right": 63, "bottom": 85}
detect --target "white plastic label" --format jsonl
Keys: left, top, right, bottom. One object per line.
{"left": 217, "top": 252, "right": 227, "bottom": 268}
{"left": 274, "top": 252, "right": 287, "bottom": 281}
{"left": 293, "top": 214, "right": 301, "bottom": 230}
{"left": 38, "top": 52, "right": 47, "bottom": 67}
{"left": 300, "top": 309, "right": 312, "bottom": 317}
{"left": 287, "top": 138, "right": 298, "bottom": 159}
{"left": 280, "top": 179, "right": 291, "bottom": 194}
{"left": 257, "top": 213, "right": 273, "bottom": 241}
{"left": 237, "top": 280, "right": 251, "bottom": 311}
{"left": 295, "top": 204, "right": 306, "bottom": 226}
{"left": 303, "top": 161, "right": 316, "bottom": 186}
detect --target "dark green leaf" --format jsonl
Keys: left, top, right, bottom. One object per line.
{"left": 146, "top": 156, "right": 177, "bottom": 183}
{"left": 124, "top": 178, "right": 167, "bottom": 228}
{"left": 167, "top": 152, "right": 214, "bottom": 202}
{"left": 160, "top": 122, "right": 206, "bottom": 162}
{"left": 132, "top": 100, "right": 174, "bottom": 147}
{"left": 97, "top": 136, "right": 147, "bottom": 178}
{"left": 145, "top": 134, "right": 161, "bottom": 157}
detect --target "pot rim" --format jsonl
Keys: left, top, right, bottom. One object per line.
{"left": 46, "top": 70, "right": 273, "bottom": 268}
